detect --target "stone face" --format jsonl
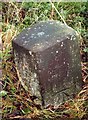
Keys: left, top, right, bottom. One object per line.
{"left": 12, "top": 21, "right": 82, "bottom": 106}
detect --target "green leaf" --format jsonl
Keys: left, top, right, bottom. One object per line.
{"left": 21, "top": 108, "right": 31, "bottom": 114}
{"left": 0, "top": 51, "right": 2, "bottom": 59}
{"left": 83, "top": 48, "right": 88, "bottom": 52}
{"left": 0, "top": 90, "right": 8, "bottom": 97}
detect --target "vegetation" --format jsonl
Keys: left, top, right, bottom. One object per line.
{"left": 1, "top": 1, "right": 88, "bottom": 120}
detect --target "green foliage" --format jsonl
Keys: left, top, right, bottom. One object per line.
{"left": 83, "top": 48, "right": 88, "bottom": 52}
{"left": 1, "top": 1, "right": 88, "bottom": 120}
{"left": 0, "top": 90, "right": 8, "bottom": 97}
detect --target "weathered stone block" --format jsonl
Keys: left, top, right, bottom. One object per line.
{"left": 12, "top": 21, "right": 82, "bottom": 106}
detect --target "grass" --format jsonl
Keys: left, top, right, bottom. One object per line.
{"left": 1, "top": 1, "right": 88, "bottom": 120}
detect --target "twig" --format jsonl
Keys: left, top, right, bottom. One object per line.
{"left": 49, "top": 0, "right": 67, "bottom": 26}
{"left": 15, "top": 66, "right": 28, "bottom": 91}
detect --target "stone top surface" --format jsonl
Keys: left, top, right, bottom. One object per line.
{"left": 13, "top": 20, "right": 76, "bottom": 52}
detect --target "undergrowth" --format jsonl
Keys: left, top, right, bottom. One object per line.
{"left": 0, "top": 1, "right": 88, "bottom": 120}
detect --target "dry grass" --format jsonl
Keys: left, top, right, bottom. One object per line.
{"left": 1, "top": 2, "right": 88, "bottom": 120}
